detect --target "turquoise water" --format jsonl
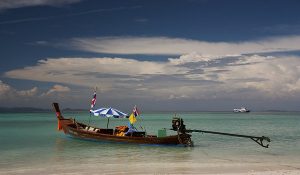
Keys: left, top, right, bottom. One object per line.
{"left": 0, "top": 112, "right": 299, "bottom": 174}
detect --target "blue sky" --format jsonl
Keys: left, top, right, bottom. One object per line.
{"left": 1, "top": 0, "right": 300, "bottom": 111}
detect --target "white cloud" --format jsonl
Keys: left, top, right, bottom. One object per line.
{"left": 4, "top": 57, "right": 189, "bottom": 91}
{"left": 0, "top": 80, "right": 38, "bottom": 98}
{"left": 17, "top": 87, "right": 38, "bottom": 96}
{"left": 0, "top": 80, "right": 11, "bottom": 95}
{"left": 45, "top": 84, "right": 70, "bottom": 95}
{"left": 0, "top": 80, "right": 75, "bottom": 107}
{"left": 168, "top": 52, "right": 227, "bottom": 65}
{"left": 68, "top": 35, "right": 300, "bottom": 56}
{"left": 217, "top": 55, "right": 300, "bottom": 97}
{"left": 4, "top": 54, "right": 300, "bottom": 101}
{"left": 168, "top": 94, "right": 189, "bottom": 100}
{"left": 0, "top": 0, "right": 81, "bottom": 10}
{"left": 169, "top": 52, "right": 211, "bottom": 65}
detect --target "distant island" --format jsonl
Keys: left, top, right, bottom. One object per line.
{"left": 0, "top": 107, "right": 86, "bottom": 113}
{"left": 0, "top": 107, "right": 298, "bottom": 113}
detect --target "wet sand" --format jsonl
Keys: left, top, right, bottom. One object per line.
{"left": 1, "top": 162, "right": 300, "bottom": 175}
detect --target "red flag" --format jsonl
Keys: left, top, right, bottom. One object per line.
{"left": 90, "top": 91, "right": 96, "bottom": 109}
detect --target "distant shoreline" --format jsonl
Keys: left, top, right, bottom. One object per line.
{"left": 0, "top": 107, "right": 299, "bottom": 113}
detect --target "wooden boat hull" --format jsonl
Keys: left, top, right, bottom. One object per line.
{"left": 54, "top": 103, "right": 192, "bottom": 146}
{"left": 60, "top": 119, "right": 190, "bottom": 145}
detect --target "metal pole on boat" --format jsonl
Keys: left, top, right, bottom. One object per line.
{"left": 106, "top": 118, "right": 110, "bottom": 129}
{"left": 88, "top": 112, "right": 92, "bottom": 125}
{"left": 186, "top": 129, "right": 270, "bottom": 148}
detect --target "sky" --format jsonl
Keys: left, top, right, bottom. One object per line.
{"left": 0, "top": 0, "right": 300, "bottom": 111}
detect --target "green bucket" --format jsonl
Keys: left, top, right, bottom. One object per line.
{"left": 157, "top": 129, "right": 167, "bottom": 137}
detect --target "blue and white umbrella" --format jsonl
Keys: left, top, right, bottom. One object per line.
{"left": 90, "top": 107, "right": 128, "bottom": 118}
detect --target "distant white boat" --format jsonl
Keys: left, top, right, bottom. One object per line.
{"left": 233, "top": 107, "right": 250, "bottom": 113}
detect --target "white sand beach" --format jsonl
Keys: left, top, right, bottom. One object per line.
{"left": 1, "top": 162, "right": 300, "bottom": 175}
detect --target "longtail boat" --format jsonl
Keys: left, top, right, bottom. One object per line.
{"left": 53, "top": 103, "right": 270, "bottom": 148}
{"left": 53, "top": 103, "right": 193, "bottom": 146}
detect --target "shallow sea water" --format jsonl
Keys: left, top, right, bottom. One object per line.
{"left": 0, "top": 111, "right": 299, "bottom": 174}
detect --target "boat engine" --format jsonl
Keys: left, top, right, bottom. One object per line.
{"left": 172, "top": 117, "right": 186, "bottom": 134}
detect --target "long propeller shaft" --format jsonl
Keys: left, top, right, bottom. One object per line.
{"left": 186, "top": 129, "right": 270, "bottom": 148}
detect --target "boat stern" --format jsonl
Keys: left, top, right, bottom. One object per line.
{"left": 52, "top": 102, "right": 74, "bottom": 132}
